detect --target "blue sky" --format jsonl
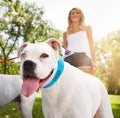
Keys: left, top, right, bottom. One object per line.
{"left": 22, "top": 0, "right": 120, "bottom": 39}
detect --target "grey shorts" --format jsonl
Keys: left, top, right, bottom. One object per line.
{"left": 64, "top": 53, "right": 92, "bottom": 68}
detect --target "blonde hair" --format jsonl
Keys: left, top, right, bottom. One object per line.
{"left": 67, "top": 7, "right": 85, "bottom": 34}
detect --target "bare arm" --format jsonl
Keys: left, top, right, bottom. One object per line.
{"left": 86, "top": 26, "right": 97, "bottom": 71}
{"left": 63, "top": 32, "right": 68, "bottom": 49}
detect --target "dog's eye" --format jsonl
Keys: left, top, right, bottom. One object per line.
{"left": 40, "top": 53, "right": 49, "bottom": 58}
{"left": 21, "top": 53, "right": 26, "bottom": 58}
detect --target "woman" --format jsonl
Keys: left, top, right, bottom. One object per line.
{"left": 63, "top": 7, "right": 97, "bottom": 74}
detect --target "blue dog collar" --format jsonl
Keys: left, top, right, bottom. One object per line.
{"left": 43, "top": 56, "right": 64, "bottom": 88}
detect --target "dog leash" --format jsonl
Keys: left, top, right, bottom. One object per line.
{"left": 43, "top": 55, "right": 64, "bottom": 88}
{"left": 0, "top": 57, "right": 19, "bottom": 63}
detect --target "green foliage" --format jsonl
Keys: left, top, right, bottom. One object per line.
{"left": 0, "top": 61, "right": 20, "bottom": 74}
{"left": 95, "top": 30, "right": 120, "bottom": 94}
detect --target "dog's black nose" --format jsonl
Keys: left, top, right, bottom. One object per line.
{"left": 23, "top": 60, "right": 36, "bottom": 70}
{"left": 23, "top": 60, "right": 36, "bottom": 78}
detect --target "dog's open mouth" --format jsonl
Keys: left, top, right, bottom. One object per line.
{"left": 21, "top": 69, "right": 54, "bottom": 97}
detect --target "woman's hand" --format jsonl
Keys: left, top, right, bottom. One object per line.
{"left": 91, "top": 61, "right": 97, "bottom": 72}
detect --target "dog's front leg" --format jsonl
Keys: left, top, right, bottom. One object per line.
{"left": 20, "top": 93, "right": 36, "bottom": 118}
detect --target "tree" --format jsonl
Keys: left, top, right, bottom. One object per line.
{"left": 95, "top": 29, "right": 120, "bottom": 94}
{"left": 0, "top": 0, "right": 62, "bottom": 74}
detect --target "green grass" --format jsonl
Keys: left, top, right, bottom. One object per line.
{"left": 109, "top": 95, "right": 120, "bottom": 118}
{"left": 0, "top": 94, "right": 119, "bottom": 118}
{"left": 0, "top": 103, "right": 22, "bottom": 118}
{"left": 109, "top": 95, "right": 120, "bottom": 104}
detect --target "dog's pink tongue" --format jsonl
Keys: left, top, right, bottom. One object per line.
{"left": 22, "top": 78, "right": 39, "bottom": 97}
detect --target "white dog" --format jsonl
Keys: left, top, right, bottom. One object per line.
{"left": 18, "top": 38, "right": 114, "bottom": 118}
{"left": 0, "top": 74, "right": 35, "bottom": 118}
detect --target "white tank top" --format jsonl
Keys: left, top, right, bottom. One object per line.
{"left": 67, "top": 31, "right": 91, "bottom": 58}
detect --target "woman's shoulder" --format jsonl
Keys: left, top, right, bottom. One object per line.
{"left": 85, "top": 25, "right": 92, "bottom": 32}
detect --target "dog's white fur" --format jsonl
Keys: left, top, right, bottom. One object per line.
{"left": 19, "top": 38, "right": 114, "bottom": 118}
{"left": 0, "top": 74, "right": 35, "bottom": 118}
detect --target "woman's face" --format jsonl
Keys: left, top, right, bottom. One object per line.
{"left": 70, "top": 9, "right": 80, "bottom": 23}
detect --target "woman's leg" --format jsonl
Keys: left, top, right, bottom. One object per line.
{"left": 94, "top": 112, "right": 98, "bottom": 118}
{"left": 79, "top": 67, "right": 93, "bottom": 74}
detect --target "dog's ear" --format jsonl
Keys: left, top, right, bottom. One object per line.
{"left": 46, "top": 38, "right": 64, "bottom": 56}
{"left": 18, "top": 42, "right": 29, "bottom": 57}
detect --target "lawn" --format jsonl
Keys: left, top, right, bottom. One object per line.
{"left": 109, "top": 94, "right": 120, "bottom": 118}
{"left": 0, "top": 94, "right": 119, "bottom": 118}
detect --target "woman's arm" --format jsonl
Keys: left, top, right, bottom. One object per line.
{"left": 86, "top": 25, "right": 97, "bottom": 71}
{"left": 63, "top": 32, "right": 68, "bottom": 49}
